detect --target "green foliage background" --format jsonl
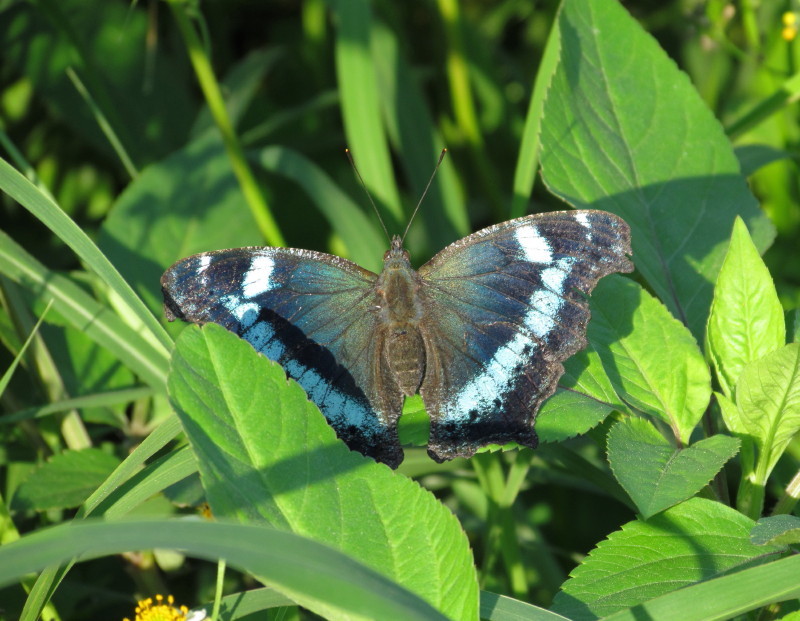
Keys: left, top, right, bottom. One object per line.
{"left": 0, "top": 0, "right": 799, "bottom": 620}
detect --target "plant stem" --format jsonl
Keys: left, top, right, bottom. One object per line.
{"left": 167, "top": 1, "right": 286, "bottom": 247}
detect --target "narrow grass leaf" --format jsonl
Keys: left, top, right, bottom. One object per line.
{"left": 601, "top": 554, "right": 800, "bottom": 621}
{"left": 607, "top": 417, "right": 740, "bottom": 518}
{"left": 750, "top": 515, "right": 800, "bottom": 546}
{"left": 480, "top": 591, "right": 570, "bottom": 620}
{"left": 0, "top": 386, "right": 152, "bottom": 425}
{"left": 551, "top": 497, "right": 784, "bottom": 619}
{"left": 80, "top": 414, "right": 183, "bottom": 517}
{"left": 330, "top": 0, "right": 403, "bottom": 227}
{"left": 168, "top": 324, "right": 479, "bottom": 620}
{"left": 2, "top": 520, "right": 448, "bottom": 621}
{"left": 0, "top": 157, "right": 172, "bottom": 353}
{"left": 539, "top": 0, "right": 774, "bottom": 341}
{"left": 0, "top": 300, "right": 51, "bottom": 397}
{"left": 372, "top": 21, "right": 468, "bottom": 247}
{"left": 191, "top": 48, "right": 284, "bottom": 139}
{"left": 0, "top": 230, "right": 168, "bottom": 388}
{"left": 588, "top": 276, "right": 711, "bottom": 444}
{"left": 735, "top": 343, "right": 800, "bottom": 482}
{"left": 11, "top": 449, "right": 120, "bottom": 511}
{"left": 509, "top": 17, "right": 560, "bottom": 219}
{"left": 706, "top": 217, "right": 785, "bottom": 398}
{"left": 93, "top": 446, "right": 198, "bottom": 519}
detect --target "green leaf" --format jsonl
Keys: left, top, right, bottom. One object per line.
{"left": 588, "top": 276, "right": 711, "bottom": 444}
{"left": 751, "top": 515, "right": 800, "bottom": 546}
{"left": 715, "top": 391, "right": 755, "bottom": 475}
{"left": 736, "top": 344, "right": 800, "bottom": 483}
{"left": 168, "top": 324, "right": 479, "bottom": 620}
{"left": 536, "top": 389, "right": 614, "bottom": 443}
{"left": 0, "top": 519, "right": 448, "bottom": 621}
{"left": 601, "top": 554, "right": 800, "bottom": 621}
{"left": 510, "top": 16, "right": 560, "bottom": 219}
{"left": 551, "top": 498, "right": 784, "bottom": 619}
{"left": 97, "top": 134, "right": 264, "bottom": 317}
{"left": 539, "top": 0, "right": 775, "bottom": 341}
{"left": 607, "top": 417, "right": 740, "bottom": 518}
{"left": 562, "top": 343, "right": 628, "bottom": 413}
{"left": 706, "top": 217, "right": 785, "bottom": 398}
{"left": 11, "top": 449, "right": 120, "bottom": 511}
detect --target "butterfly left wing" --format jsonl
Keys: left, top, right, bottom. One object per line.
{"left": 417, "top": 210, "right": 633, "bottom": 462}
{"left": 161, "top": 247, "right": 405, "bottom": 467}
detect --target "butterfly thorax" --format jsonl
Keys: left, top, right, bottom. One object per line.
{"left": 375, "top": 236, "right": 426, "bottom": 396}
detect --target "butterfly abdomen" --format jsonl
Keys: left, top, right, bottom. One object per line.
{"left": 376, "top": 239, "right": 427, "bottom": 396}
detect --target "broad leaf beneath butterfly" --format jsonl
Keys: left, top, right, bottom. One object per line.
{"left": 162, "top": 210, "right": 632, "bottom": 467}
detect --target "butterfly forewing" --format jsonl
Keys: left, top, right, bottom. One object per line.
{"left": 417, "top": 210, "right": 633, "bottom": 462}
{"left": 161, "top": 247, "right": 405, "bottom": 467}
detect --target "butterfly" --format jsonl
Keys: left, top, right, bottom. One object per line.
{"left": 161, "top": 210, "right": 633, "bottom": 468}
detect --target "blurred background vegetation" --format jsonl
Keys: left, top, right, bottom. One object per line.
{"left": 1, "top": 0, "right": 799, "bottom": 618}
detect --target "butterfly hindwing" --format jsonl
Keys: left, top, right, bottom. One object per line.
{"left": 161, "top": 248, "right": 405, "bottom": 467}
{"left": 417, "top": 210, "right": 633, "bottom": 461}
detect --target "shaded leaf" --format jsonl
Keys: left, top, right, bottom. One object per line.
{"left": 168, "top": 324, "right": 479, "bottom": 620}
{"left": 551, "top": 498, "right": 784, "bottom": 619}
{"left": 607, "top": 417, "right": 739, "bottom": 518}
{"left": 540, "top": 0, "right": 774, "bottom": 341}
{"left": 12, "top": 449, "right": 120, "bottom": 511}
{"left": 751, "top": 515, "right": 800, "bottom": 546}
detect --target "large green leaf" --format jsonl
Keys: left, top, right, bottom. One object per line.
{"left": 607, "top": 417, "right": 739, "bottom": 518}
{"left": 706, "top": 217, "right": 785, "bottom": 398}
{"left": 168, "top": 324, "right": 479, "bottom": 620}
{"left": 539, "top": 0, "right": 774, "bottom": 341}
{"left": 0, "top": 520, "right": 447, "bottom": 621}
{"left": 551, "top": 498, "right": 784, "bottom": 619}
{"left": 588, "top": 276, "right": 711, "bottom": 444}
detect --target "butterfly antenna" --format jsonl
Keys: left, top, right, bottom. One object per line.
{"left": 402, "top": 148, "right": 447, "bottom": 244}
{"left": 346, "top": 149, "right": 391, "bottom": 244}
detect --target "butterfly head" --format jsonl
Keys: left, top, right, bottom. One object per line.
{"left": 383, "top": 235, "right": 411, "bottom": 271}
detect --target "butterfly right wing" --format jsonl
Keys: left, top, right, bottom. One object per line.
{"left": 161, "top": 247, "right": 405, "bottom": 467}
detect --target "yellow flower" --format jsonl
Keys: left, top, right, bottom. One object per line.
{"left": 783, "top": 11, "right": 799, "bottom": 41}
{"left": 122, "top": 594, "right": 206, "bottom": 621}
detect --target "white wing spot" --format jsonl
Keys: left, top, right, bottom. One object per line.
{"left": 242, "top": 254, "right": 276, "bottom": 298}
{"left": 515, "top": 226, "right": 552, "bottom": 263}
